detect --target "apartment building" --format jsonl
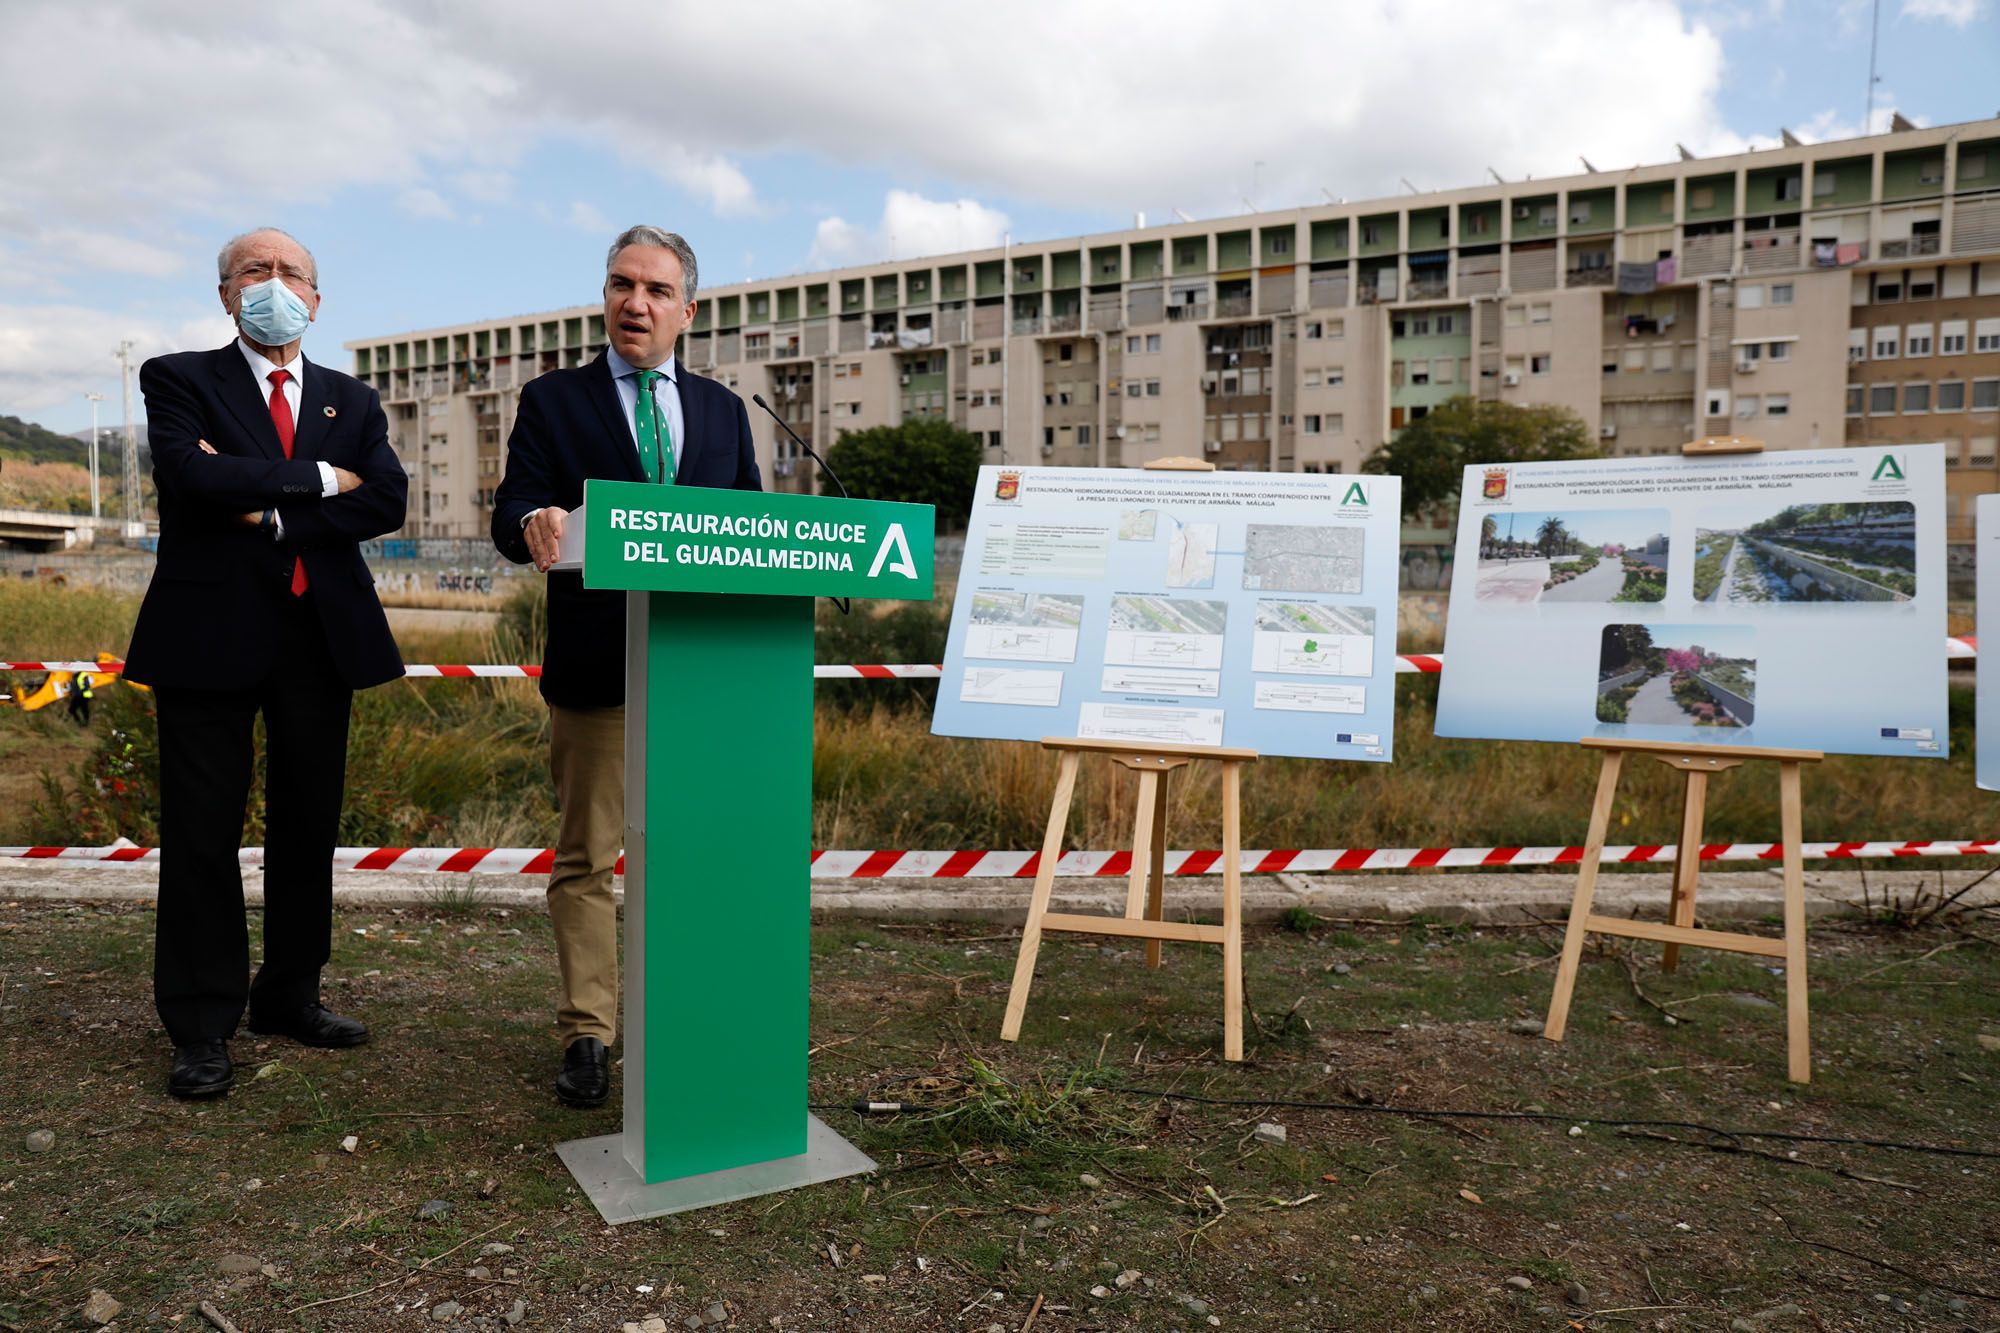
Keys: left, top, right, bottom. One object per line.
{"left": 347, "top": 115, "right": 2000, "bottom": 541}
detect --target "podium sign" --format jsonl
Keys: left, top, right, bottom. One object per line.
{"left": 554, "top": 480, "right": 933, "bottom": 1221}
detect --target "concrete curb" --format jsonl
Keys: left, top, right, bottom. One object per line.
{"left": 5, "top": 861, "right": 1995, "bottom": 925}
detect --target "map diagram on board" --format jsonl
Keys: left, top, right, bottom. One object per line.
{"left": 1166, "top": 517, "right": 1218, "bottom": 588}
{"left": 1242, "top": 524, "right": 1365, "bottom": 593}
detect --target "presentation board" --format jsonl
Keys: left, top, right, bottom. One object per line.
{"left": 933, "top": 466, "right": 1403, "bottom": 761}
{"left": 1979, "top": 494, "right": 1999, "bottom": 790}
{"left": 1434, "top": 444, "right": 1947, "bottom": 757}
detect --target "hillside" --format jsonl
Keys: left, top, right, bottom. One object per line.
{"left": 0, "top": 414, "right": 87, "bottom": 463}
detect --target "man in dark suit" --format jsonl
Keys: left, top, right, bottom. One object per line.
{"left": 126, "top": 227, "right": 408, "bottom": 1099}
{"left": 492, "top": 226, "right": 760, "bottom": 1107}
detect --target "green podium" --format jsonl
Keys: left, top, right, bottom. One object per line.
{"left": 551, "top": 479, "right": 934, "bottom": 1222}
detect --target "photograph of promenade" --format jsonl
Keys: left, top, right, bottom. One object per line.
{"left": 1473, "top": 509, "right": 1669, "bottom": 605}
{"left": 1596, "top": 623, "right": 1757, "bottom": 728}
{"left": 1694, "top": 501, "right": 1916, "bottom": 604}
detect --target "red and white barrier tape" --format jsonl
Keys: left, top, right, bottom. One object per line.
{"left": 0, "top": 639, "right": 1980, "bottom": 678}
{"left": 5, "top": 839, "right": 1996, "bottom": 876}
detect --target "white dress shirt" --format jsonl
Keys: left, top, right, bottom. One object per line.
{"left": 236, "top": 338, "right": 338, "bottom": 540}
{"left": 521, "top": 349, "right": 685, "bottom": 535}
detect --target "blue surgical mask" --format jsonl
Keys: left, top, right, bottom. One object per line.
{"left": 236, "top": 277, "right": 313, "bottom": 345}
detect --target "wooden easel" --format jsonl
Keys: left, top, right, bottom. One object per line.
{"left": 1544, "top": 432, "right": 1825, "bottom": 1081}
{"left": 1000, "top": 737, "right": 1258, "bottom": 1060}
{"left": 1541, "top": 738, "right": 1823, "bottom": 1081}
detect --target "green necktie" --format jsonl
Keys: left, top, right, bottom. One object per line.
{"left": 633, "top": 369, "right": 676, "bottom": 484}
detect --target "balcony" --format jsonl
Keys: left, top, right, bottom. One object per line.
{"left": 1214, "top": 294, "right": 1253, "bottom": 318}
{"left": 1048, "top": 311, "right": 1081, "bottom": 333}
{"left": 1681, "top": 232, "right": 1733, "bottom": 277}
{"left": 745, "top": 345, "right": 772, "bottom": 362}
{"left": 1166, "top": 300, "right": 1209, "bottom": 322}
{"left": 1012, "top": 316, "right": 1044, "bottom": 336}
{"left": 1742, "top": 231, "right": 1801, "bottom": 272}
{"left": 1880, "top": 234, "right": 1941, "bottom": 258}
{"left": 1407, "top": 275, "right": 1449, "bottom": 300}
{"left": 1565, "top": 264, "right": 1614, "bottom": 287}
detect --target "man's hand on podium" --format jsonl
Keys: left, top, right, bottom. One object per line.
{"left": 525, "top": 506, "right": 569, "bottom": 573}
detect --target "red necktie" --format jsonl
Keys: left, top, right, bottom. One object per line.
{"left": 267, "top": 369, "right": 308, "bottom": 596}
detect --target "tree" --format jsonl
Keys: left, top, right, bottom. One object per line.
{"left": 819, "top": 416, "right": 983, "bottom": 528}
{"left": 1536, "top": 515, "right": 1568, "bottom": 557}
{"left": 1362, "top": 396, "right": 1597, "bottom": 522}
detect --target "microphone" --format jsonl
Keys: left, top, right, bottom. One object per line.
{"left": 751, "top": 392, "right": 848, "bottom": 499}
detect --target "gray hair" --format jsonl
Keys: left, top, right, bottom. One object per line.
{"left": 216, "top": 228, "right": 318, "bottom": 288}
{"left": 605, "top": 226, "right": 698, "bottom": 303}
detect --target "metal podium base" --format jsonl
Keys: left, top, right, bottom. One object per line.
{"left": 555, "top": 1115, "right": 876, "bottom": 1224}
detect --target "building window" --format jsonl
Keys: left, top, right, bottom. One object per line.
{"left": 1411, "top": 364, "right": 1431, "bottom": 386}
{"left": 1977, "top": 320, "right": 2000, "bottom": 353}
{"left": 1771, "top": 283, "right": 1794, "bottom": 305}
{"left": 1919, "top": 156, "right": 1945, "bottom": 185}
{"left": 1530, "top": 353, "right": 1552, "bottom": 376}
{"left": 1568, "top": 199, "right": 1593, "bottom": 225}
{"left": 1870, "top": 384, "right": 1898, "bottom": 415}
{"left": 1042, "top": 427, "right": 1054, "bottom": 447}
{"left": 1738, "top": 285, "right": 1764, "bottom": 310}
{"left": 1766, "top": 393, "right": 1790, "bottom": 417}
{"left": 1468, "top": 212, "right": 1491, "bottom": 234}
{"left": 1147, "top": 334, "right": 1161, "bottom": 352}
{"left": 1904, "top": 383, "right": 1931, "bottom": 413}
{"left": 1736, "top": 394, "right": 1759, "bottom": 419}
{"left": 1077, "top": 425, "right": 1092, "bottom": 446}
{"left": 1361, "top": 221, "right": 1380, "bottom": 246}
{"left": 1126, "top": 382, "right": 1142, "bottom": 398}
{"left": 1939, "top": 380, "right": 1966, "bottom": 411}
{"left": 1269, "top": 233, "right": 1291, "bottom": 254}
{"left": 1304, "top": 321, "right": 1322, "bottom": 339}
{"left": 1776, "top": 175, "right": 1802, "bottom": 202}
{"left": 1530, "top": 302, "right": 1551, "bottom": 324}
{"left": 1126, "top": 335, "right": 1141, "bottom": 354}
{"left": 1767, "top": 341, "right": 1791, "bottom": 362}
{"left": 1146, "top": 379, "right": 1161, "bottom": 396}
{"left": 1538, "top": 203, "right": 1558, "bottom": 227}
{"left": 1327, "top": 414, "right": 1344, "bottom": 433}
{"left": 1059, "top": 344, "right": 1074, "bottom": 362}
{"left": 1690, "top": 185, "right": 1715, "bottom": 210}
{"left": 1974, "top": 379, "right": 2000, "bottom": 410}
{"left": 1411, "top": 315, "right": 1431, "bottom": 336}
{"left": 1327, "top": 367, "right": 1344, "bottom": 387}
{"left": 1875, "top": 279, "right": 1902, "bottom": 302}
{"left": 1504, "top": 303, "right": 1524, "bottom": 326}
{"left": 1652, "top": 346, "right": 1675, "bottom": 372}
{"left": 1874, "top": 328, "right": 1899, "bottom": 359}
{"left": 1905, "top": 324, "right": 1933, "bottom": 357}
{"left": 1328, "top": 319, "right": 1345, "bottom": 339}
{"left": 1303, "top": 414, "right": 1321, "bottom": 434}
{"left": 1304, "top": 370, "right": 1321, "bottom": 388}
{"left": 1846, "top": 385, "right": 1864, "bottom": 416}
{"left": 1814, "top": 169, "right": 1838, "bottom": 197}
{"left": 1966, "top": 151, "right": 1991, "bottom": 181}
{"left": 1910, "top": 275, "right": 1937, "bottom": 299}
{"left": 1941, "top": 320, "right": 1968, "bottom": 354}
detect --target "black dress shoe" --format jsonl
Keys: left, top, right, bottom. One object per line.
{"left": 248, "top": 1003, "right": 370, "bottom": 1049}
{"left": 555, "top": 1037, "right": 610, "bottom": 1108}
{"left": 169, "top": 1039, "right": 233, "bottom": 1099}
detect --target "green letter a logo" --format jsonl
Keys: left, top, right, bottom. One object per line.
{"left": 1342, "top": 482, "right": 1368, "bottom": 506}
{"left": 1872, "top": 454, "right": 1905, "bottom": 481}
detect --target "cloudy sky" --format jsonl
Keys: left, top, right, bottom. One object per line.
{"left": 1, "top": 0, "right": 1994, "bottom": 432}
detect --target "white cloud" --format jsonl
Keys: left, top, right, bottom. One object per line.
{"left": 565, "top": 201, "right": 611, "bottom": 234}
{"left": 398, "top": 188, "right": 456, "bottom": 221}
{"left": 0, "top": 304, "right": 237, "bottom": 417}
{"left": 811, "top": 191, "right": 1011, "bottom": 267}
{"left": 1901, "top": 0, "right": 1984, "bottom": 24}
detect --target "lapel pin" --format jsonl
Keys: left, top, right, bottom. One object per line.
{"left": 323, "top": 405, "right": 337, "bottom": 418}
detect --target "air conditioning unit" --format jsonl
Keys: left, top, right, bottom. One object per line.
{"left": 1041, "top": 443, "right": 1055, "bottom": 456}
{"left": 1736, "top": 360, "right": 1757, "bottom": 374}
{"left": 1204, "top": 440, "right": 1223, "bottom": 454}
{"left": 1114, "top": 425, "right": 1128, "bottom": 438}
{"left": 1514, "top": 204, "right": 1531, "bottom": 221}
{"left": 1600, "top": 424, "right": 1618, "bottom": 438}
{"left": 1502, "top": 371, "right": 1522, "bottom": 386}
{"left": 899, "top": 373, "right": 911, "bottom": 385}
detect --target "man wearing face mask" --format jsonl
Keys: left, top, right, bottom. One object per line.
{"left": 124, "top": 227, "right": 408, "bottom": 1099}
{"left": 492, "top": 226, "right": 760, "bottom": 1108}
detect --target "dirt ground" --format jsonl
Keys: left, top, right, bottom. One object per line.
{"left": 1, "top": 902, "right": 1996, "bottom": 1332}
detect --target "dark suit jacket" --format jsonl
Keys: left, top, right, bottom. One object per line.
{"left": 124, "top": 344, "right": 408, "bottom": 691}
{"left": 491, "top": 351, "right": 762, "bottom": 709}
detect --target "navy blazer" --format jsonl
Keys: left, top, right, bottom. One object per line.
{"left": 124, "top": 344, "right": 408, "bottom": 691}
{"left": 491, "top": 350, "right": 762, "bottom": 709}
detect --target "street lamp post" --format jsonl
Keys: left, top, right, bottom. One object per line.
{"left": 82, "top": 391, "right": 106, "bottom": 520}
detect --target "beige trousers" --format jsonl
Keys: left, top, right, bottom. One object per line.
{"left": 548, "top": 703, "right": 624, "bottom": 1047}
